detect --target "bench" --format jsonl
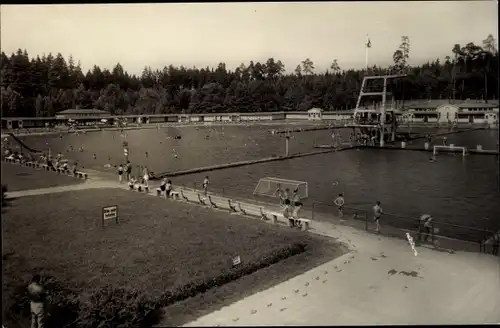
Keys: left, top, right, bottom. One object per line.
{"left": 237, "top": 202, "right": 264, "bottom": 218}
{"left": 180, "top": 190, "right": 189, "bottom": 201}
{"left": 227, "top": 199, "right": 237, "bottom": 213}
{"left": 132, "top": 184, "right": 148, "bottom": 192}
{"left": 238, "top": 202, "right": 247, "bottom": 215}
{"left": 261, "top": 208, "right": 283, "bottom": 225}
{"left": 156, "top": 188, "right": 180, "bottom": 200}
{"left": 208, "top": 195, "right": 218, "bottom": 208}
{"left": 198, "top": 193, "right": 206, "bottom": 205}
{"left": 76, "top": 171, "right": 88, "bottom": 179}
{"left": 288, "top": 217, "right": 312, "bottom": 231}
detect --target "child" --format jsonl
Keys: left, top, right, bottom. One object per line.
{"left": 373, "top": 201, "right": 383, "bottom": 233}
{"left": 118, "top": 164, "right": 124, "bottom": 183}
{"left": 334, "top": 193, "right": 345, "bottom": 218}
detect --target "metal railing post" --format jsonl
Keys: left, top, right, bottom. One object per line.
{"left": 311, "top": 202, "right": 315, "bottom": 221}
{"left": 431, "top": 221, "right": 435, "bottom": 244}
{"left": 364, "top": 210, "right": 368, "bottom": 231}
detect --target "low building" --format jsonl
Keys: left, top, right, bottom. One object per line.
{"left": 55, "top": 108, "right": 111, "bottom": 120}
{"left": 308, "top": 108, "right": 323, "bottom": 120}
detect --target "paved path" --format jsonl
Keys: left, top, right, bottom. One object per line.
{"left": 183, "top": 220, "right": 500, "bottom": 326}
{"left": 5, "top": 179, "right": 119, "bottom": 198}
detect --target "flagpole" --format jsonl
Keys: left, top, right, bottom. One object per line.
{"left": 365, "top": 45, "right": 369, "bottom": 71}
{"left": 365, "top": 34, "right": 370, "bottom": 72}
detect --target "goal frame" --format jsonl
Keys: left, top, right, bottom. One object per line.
{"left": 433, "top": 145, "right": 466, "bottom": 157}
{"left": 253, "top": 177, "right": 309, "bottom": 199}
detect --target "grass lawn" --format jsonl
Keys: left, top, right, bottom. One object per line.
{"left": 1, "top": 162, "right": 84, "bottom": 192}
{"left": 2, "top": 188, "right": 346, "bottom": 327}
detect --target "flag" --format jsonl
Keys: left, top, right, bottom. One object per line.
{"left": 366, "top": 36, "right": 372, "bottom": 48}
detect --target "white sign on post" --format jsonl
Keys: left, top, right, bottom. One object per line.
{"left": 102, "top": 205, "right": 118, "bottom": 227}
{"left": 232, "top": 255, "right": 241, "bottom": 267}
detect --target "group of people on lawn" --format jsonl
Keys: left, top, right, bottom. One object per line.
{"left": 116, "top": 161, "right": 152, "bottom": 191}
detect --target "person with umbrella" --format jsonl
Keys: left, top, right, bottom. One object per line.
{"left": 417, "top": 214, "right": 433, "bottom": 243}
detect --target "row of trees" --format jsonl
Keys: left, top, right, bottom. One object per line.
{"left": 0, "top": 34, "right": 498, "bottom": 117}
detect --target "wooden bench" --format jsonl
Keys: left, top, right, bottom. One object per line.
{"left": 237, "top": 202, "right": 264, "bottom": 218}
{"left": 76, "top": 171, "right": 88, "bottom": 179}
{"left": 180, "top": 190, "right": 189, "bottom": 201}
{"left": 227, "top": 199, "right": 237, "bottom": 213}
{"left": 170, "top": 191, "right": 180, "bottom": 200}
{"left": 208, "top": 195, "right": 217, "bottom": 208}
{"left": 261, "top": 208, "right": 283, "bottom": 225}
{"left": 197, "top": 193, "right": 206, "bottom": 205}
{"left": 288, "top": 217, "right": 312, "bottom": 231}
{"left": 237, "top": 202, "right": 247, "bottom": 215}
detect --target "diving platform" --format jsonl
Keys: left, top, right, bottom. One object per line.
{"left": 347, "top": 74, "right": 407, "bottom": 147}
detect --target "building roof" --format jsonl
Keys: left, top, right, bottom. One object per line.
{"left": 406, "top": 99, "right": 499, "bottom": 109}
{"left": 308, "top": 108, "right": 323, "bottom": 113}
{"left": 57, "top": 109, "right": 110, "bottom": 115}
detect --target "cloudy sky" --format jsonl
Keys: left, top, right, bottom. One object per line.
{"left": 1, "top": 2, "right": 497, "bottom": 75}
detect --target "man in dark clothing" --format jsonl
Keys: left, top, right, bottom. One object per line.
{"left": 27, "top": 274, "right": 46, "bottom": 328}
{"left": 417, "top": 214, "right": 433, "bottom": 243}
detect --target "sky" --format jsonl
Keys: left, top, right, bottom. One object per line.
{"left": 1, "top": 2, "right": 498, "bottom": 75}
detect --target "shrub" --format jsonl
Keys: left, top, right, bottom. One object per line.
{"left": 8, "top": 275, "right": 80, "bottom": 328}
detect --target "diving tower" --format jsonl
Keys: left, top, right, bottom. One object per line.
{"left": 345, "top": 74, "right": 406, "bottom": 147}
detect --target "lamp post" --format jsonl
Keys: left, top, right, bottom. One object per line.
{"left": 285, "top": 131, "right": 291, "bottom": 156}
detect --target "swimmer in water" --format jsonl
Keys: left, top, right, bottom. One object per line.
{"left": 429, "top": 155, "right": 436, "bottom": 162}
{"left": 79, "top": 146, "right": 84, "bottom": 152}
{"left": 145, "top": 151, "right": 148, "bottom": 158}
{"left": 93, "top": 153, "right": 96, "bottom": 160}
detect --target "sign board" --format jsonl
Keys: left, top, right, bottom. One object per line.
{"left": 232, "top": 255, "right": 241, "bottom": 267}
{"left": 102, "top": 205, "right": 119, "bottom": 227}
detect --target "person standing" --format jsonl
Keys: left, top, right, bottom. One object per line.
{"left": 125, "top": 161, "right": 132, "bottom": 181}
{"left": 291, "top": 188, "right": 303, "bottom": 219}
{"left": 373, "top": 201, "right": 383, "bottom": 233}
{"left": 27, "top": 274, "right": 46, "bottom": 328}
{"left": 275, "top": 185, "right": 285, "bottom": 206}
{"left": 160, "top": 178, "right": 167, "bottom": 197}
{"left": 117, "top": 164, "right": 124, "bottom": 183}
{"left": 492, "top": 232, "right": 499, "bottom": 256}
{"left": 203, "top": 176, "right": 209, "bottom": 196}
{"left": 143, "top": 166, "right": 149, "bottom": 189}
{"left": 334, "top": 193, "right": 345, "bottom": 218}
{"left": 417, "top": 214, "right": 433, "bottom": 242}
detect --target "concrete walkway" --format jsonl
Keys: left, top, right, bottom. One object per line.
{"left": 5, "top": 179, "right": 119, "bottom": 198}
{"left": 184, "top": 220, "right": 500, "bottom": 326}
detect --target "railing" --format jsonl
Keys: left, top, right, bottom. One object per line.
{"left": 310, "top": 201, "right": 498, "bottom": 254}
{"left": 168, "top": 182, "right": 500, "bottom": 255}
